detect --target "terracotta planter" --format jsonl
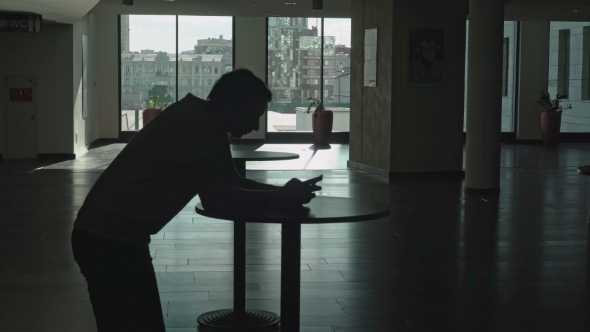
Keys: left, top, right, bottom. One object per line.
{"left": 312, "top": 110, "right": 333, "bottom": 146}
{"left": 142, "top": 108, "right": 163, "bottom": 127}
{"left": 540, "top": 111, "right": 561, "bottom": 145}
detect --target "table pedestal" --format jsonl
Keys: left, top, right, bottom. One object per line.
{"left": 234, "top": 160, "right": 246, "bottom": 178}
{"left": 197, "top": 221, "right": 280, "bottom": 331}
{"left": 280, "top": 222, "right": 302, "bottom": 331}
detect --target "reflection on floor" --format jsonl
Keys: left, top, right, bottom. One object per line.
{"left": 2, "top": 143, "right": 590, "bottom": 331}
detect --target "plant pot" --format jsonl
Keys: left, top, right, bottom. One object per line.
{"left": 142, "top": 108, "right": 163, "bottom": 127}
{"left": 312, "top": 110, "right": 333, "bottom": 146}
{"left": 540, "top": 111, "right": 561, "bottom": 145}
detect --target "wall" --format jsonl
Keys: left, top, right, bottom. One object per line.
{"left": 517, "top": 21, "right": 550, "bottom": 140}
{"left": 351, "top": 0, "right": 467, "bottom": 173}
{"left": 71, "top": 13, "right": 119, "bottom": 155}
{"left": 350, "top": 0, "right": 393, "bottom": 171}
{"left": 389, "top": 0, "right": 466, "bottom": 173}
{"left": 234, "top": 16, "right": 267, "bottom": 139}
{"left": 0, "top": 23, "right": 75, "bottom": 156}
{"left": 349, "top": 0, "right": 364, "bottom": 163}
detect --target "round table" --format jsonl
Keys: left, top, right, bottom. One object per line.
{"left": 230, "top": 151, "right": 299, "bottom": 177}
{"left": 195, "top": 196, "right": 391, "bottom": 332}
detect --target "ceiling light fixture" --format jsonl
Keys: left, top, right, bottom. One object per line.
{"left": 312, "top": 0, "right": 323, "bottom": 11}
{"left": 122, "top": 0, "right": 133, "bottom": 6}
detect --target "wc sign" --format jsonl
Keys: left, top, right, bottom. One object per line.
{"left": 0, "top": 14, "right": 42, "bottom": 33}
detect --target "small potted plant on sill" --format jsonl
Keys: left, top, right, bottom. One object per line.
{"left": 143, "top": 95, "right": 171, "bottom": 127}
{"left": 537, "top": 90, "right": 572, "bottom": 144}
{"left": 305, "top": 97, "right": 333, "bottom": 147}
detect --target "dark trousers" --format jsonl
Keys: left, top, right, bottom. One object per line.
{"left": 71, "top": 228, "right": 166, "bottom": 332}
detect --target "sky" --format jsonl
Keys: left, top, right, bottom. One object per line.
{"left": 128, "top": 15, "right": 351, "bottom": 54}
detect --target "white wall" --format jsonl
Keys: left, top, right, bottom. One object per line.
{"left": 94, "top": 15, "right": 119, "bottom": 139}
{"left": 234, "top": 16, "right": 267, "bottom": 139}
{"left": 73, "top": 13, "right": 119, "bottom": 154}
{"left": 0, "top": 23, "right": 76, "bottom": 156}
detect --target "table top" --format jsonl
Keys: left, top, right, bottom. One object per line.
{"left": 295, "top": 107, "right": 350, "bottom": 113}
{"left": 230, "top": 151, "right": 299, "bottom": 162}
{"left": 578, "top": 165, "right": 590, "bottom": 175}
{"left": 195, "top": 196, "right": 391, "bottom": 224}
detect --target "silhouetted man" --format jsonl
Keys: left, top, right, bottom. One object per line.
{"left": 71, "top": 68, "right": 322, "bottom": 331}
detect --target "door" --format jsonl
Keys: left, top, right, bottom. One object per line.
{"left": 5, "top": 76, "right": 37, "bottom": 159}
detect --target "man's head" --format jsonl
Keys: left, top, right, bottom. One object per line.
{"left": 207, "top": 68, "right": 272, "bottom": 138}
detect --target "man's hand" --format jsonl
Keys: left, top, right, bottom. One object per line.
{"left": 278, "top": 175, "right": 323, "bottom": 206}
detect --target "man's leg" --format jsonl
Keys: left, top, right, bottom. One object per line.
{"left": 72, "top": 228, "right": 166, "bottom": 332}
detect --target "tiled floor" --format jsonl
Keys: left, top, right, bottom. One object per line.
{"left": 2, "top": 143, "right": 590, "bottom": 331}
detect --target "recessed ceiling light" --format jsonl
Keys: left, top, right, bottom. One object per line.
{"left": 285, "top": 2, "right": 296, "bottom": 4}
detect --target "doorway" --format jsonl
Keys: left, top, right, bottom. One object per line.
{"left": 4, "top": 76, "right": 37, "bottom": 159}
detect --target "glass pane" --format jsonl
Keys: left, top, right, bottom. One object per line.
{"left": 550, "top": 22, "right": 589, "bottom": 133}
{"left": 325, "top": 18, "right": 351, "bottom": 132}
{"left": 267, "top": 17, "right": 322, "bottom": 132}
{"left": 121, "top": 15, "right": 177, "bottom": 132}
{"left": 464, "top": 20, "right": 516, "bottom": 133}
{"left": 178, "top": 16, "right": 233, "bottom": 100}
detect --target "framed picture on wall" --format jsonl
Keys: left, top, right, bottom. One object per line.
{"left": 408, "top": 27, "right": 445, "bottom": 86}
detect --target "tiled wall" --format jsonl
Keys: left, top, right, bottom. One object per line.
{"left": 464, "top": 21, "right": 517, "bottom": 132}
{"left": 549, "top": 22, "right": 590, "bottom": 132}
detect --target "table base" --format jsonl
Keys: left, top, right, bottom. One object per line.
{"left": 197, "top": 309, "right": 280, "bottom": 331}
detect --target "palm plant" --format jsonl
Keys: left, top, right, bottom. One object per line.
{"left": 538, "top": 90, "right": 572, "bottom": 112}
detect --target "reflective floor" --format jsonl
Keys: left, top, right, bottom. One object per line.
{"left": 2, "top": 143, "right": 590, "bottom": 331}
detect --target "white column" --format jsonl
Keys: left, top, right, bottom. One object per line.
{"left": 464, "top": 0, "right": 505, "bottom": 191}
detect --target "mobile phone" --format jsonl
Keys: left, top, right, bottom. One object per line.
{"left": 302, "top": 175, "right": 323, "bottom": 185}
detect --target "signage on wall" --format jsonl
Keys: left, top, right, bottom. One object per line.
{"left": 0, "top": 14, "right": 42, "bottom": 33}
{"left": 9, "top": 88, "right": 34, "bottom": 103}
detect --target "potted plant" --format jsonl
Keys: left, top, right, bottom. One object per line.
{"left": 305, "top": 97, "right": 333, "bottom": 147}
{"left": 142, "top": 95, "right": 170, "bottom": 127}
{"left": 537, "top": 90, "right": 572, "bottom": 144}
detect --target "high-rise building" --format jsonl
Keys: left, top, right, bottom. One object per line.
{"left": 267, "top": 17, "right": 311, "bottom": 103}
{"left": 120, "top": 15, "right": 130, "bottom": 52}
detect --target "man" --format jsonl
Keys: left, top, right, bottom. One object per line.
{"left": 71, "top": 68, "right": 322, "bottom": 331}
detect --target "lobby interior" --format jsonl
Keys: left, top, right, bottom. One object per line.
{"left": 4, "top": 0, "right": 590, "bottom": 331}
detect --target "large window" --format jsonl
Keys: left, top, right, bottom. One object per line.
{"left": 120, "top": 15, "right": 232, "bottom": 132}
{"left": 267, "top": 17, "right": 351, "bottom": 132}
{"left": 558, "top": 29, "right": 570, "bottom": 98}
{"left": 549, "top": 22, "right": 590, "bottom": 132}
{"left": 464, "top": 21, "right": 517, "bottom": 132}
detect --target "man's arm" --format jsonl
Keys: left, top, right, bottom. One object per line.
{"left": 222, "top": 168, "right": 281, "bottom": 191}
{"left": 193, "top": 164, "right": 312, "bottom": 213}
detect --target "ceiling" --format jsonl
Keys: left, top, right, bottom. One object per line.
{"left": 4, "top": 0, "right": 590, "bottom": 25}
{"left": 0, "top": 0, "right": 99, "bottom": 24}
{"left": 89, "top": 0, "right": 351, "bottom": 18}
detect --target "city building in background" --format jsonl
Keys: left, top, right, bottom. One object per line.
{"left": 267, "top": 17, "right": 351, "bottom": 132}
{"left": 194, "top": 36, "right": 232, "bottom": 54}
{"left": 120, "top": 15, "right": 232, "bottom": 131}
